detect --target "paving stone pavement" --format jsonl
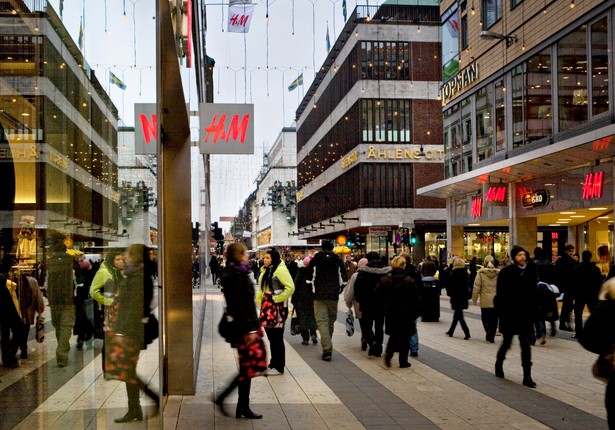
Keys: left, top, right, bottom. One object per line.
{"left": 1, "top": 278, "right": 608, "bottom": 430}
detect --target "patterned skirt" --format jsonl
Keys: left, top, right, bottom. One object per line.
{"left": 237, "top": 329, "right": 268, "bottom": 381}
{"left": 104, "top": 330, "right": 140, "bottom": 384}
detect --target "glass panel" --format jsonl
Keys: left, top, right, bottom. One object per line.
{"left": 482, "top": 0, "right": 502, "bottom": 29}
{"left": 442, "top": 7, "right": 460, "bottom": 82}
{"left": 495, "top": 80, "right": 506, "bottom": 152}
{"left": 591, "top": 17, "right": 609, "bottom": 117}
{"left": 0, "top": 3, "right": 160, "bottom": 428}
{"left": 475, "top": 86, "right": 493, "bottom": 161}
{"left": 558, "top": 25, "right": 588, "bottom": 131}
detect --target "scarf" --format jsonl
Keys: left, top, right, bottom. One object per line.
{"left": 228, "top": 261, "right": 251, "bottom": 273}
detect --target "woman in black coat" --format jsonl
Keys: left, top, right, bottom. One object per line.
{"left": 215, "top": 243, "right": 266, "bottom": 419}
{"left": 375, "top": 256, "right": 421, "bottom": 368}
{"left": 445, "top": 257, "right": 471, "bottom": 340}
{"left": 292, "top": 256, "right": 318, "bottom": 345}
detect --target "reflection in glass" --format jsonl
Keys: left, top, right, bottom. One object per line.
{"left": 591, "top": 17, "right": 609, "bottom": 117}
{"left": 475, "top": 86, "right": 493, "bottom": 162}
{"left": 558, "top": 25, "right": 588, "bottom": 131}
{"left": 495, "top": 80, "right": 506, "bottom": 152}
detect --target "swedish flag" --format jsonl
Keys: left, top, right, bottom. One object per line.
{"left": 288, "top": 73, "right": 303, "bottom": 92}
{"left": 109, "top": 71, "right": 126, "bottom": 90}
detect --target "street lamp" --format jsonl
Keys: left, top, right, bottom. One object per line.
{"left": 480, "top": 30, "right": 518, "bottom": 47}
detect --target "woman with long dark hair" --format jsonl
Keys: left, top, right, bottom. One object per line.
{"left": 215, "top": 243, "right": 267, "bottom": 419}
{"left": 257, "top": 249, "right": 295, "bottom": 375}
{"left": 446, "top": 257, "right": 471, "bottom": 340}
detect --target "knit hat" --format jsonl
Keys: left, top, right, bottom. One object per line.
{"left": 366, "top": 251, "right": 380, "bottom": 262}
{"left": 303, "top": 255, "right": 313, "bottom": 267}
{"left": 510, "top": 245, "right": 526, "bottom": 259}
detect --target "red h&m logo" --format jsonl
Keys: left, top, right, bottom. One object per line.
{"left": 139, "top": 113, "right": 157, "bottom": 144}
{"left": 204, "top": 114, "right": 250, "bottom": 144}
{"left": 551, "top": 232, "right": 558, "bottom": 240}
{"left": 471, "top": 197, "right": 483, "bottom": 217}
{"left": 582, "top": 172, "right": 604, "bottom": 199}
{"left": 229, "top": 14, "right": 250, "bottom": 27}
{"left": 485, "top": 186, "right": 507, "bottom": 202}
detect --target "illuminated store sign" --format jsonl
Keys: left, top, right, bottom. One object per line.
{"left": 582, "top": 172, "right": 604, "bottom": 199}
{"left": 135, "top": 103, "right": 157, "bottom": 155}
{"left": 441, "top": 63, "right": 478, "bottom": 103}
{"left": 471, "top": 197, "right": 482, "bottom": 217}
{"left": 366, "top": 145, "right": 444, "bottom": 161}
{"left": 522, "top": 190, "right": 549, "bottom": 208}
{"left": 341, "top": 151, "right": 359, "bottom": 169}
{"left": 200, "top": 103, "right": 255, "bottom": 154}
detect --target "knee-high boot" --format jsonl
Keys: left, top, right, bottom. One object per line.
{"left": 522, "top": 365, "right": 536, "bottom": 388}
{"left": 236, "top": 378, "right": 262, "bottom": 419}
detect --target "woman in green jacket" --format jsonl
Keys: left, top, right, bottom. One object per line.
{"left": 257, "top": 249, "right": 295, "bottom": 376}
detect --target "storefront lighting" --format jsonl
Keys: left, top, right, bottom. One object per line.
{"left": 468, "top": 223, "right": 480, "bottom": 226}
{"left": 589, "top": 207, "right": 608, "bottom": 211}
{"left": 560, "top": 211, "right": 576, "bottom": 214}
{"left": 570, "top": 215, "right": 586, "bottom": 218}
{"left": 556, "top": 221, "right": 569, "bottom": 224}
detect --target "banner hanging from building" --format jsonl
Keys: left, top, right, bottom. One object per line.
{"left": 228, "top": 1, "right": 256, "bottom": 33}
{"left": 200, "top": 103, "right": 254, "bottom": 154}
{"left": 134, "top": 103, "right": 157, "bottom": 155}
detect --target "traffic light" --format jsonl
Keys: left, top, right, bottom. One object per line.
{"left": 410, "top": 230, "right": 418, "bottom": 246}
{"left": 402, "top": 230, "right": 410, "bottom": 245}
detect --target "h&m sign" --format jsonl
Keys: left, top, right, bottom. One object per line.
{"left": 200, "top": 103, "right": 254, "bottom": 154}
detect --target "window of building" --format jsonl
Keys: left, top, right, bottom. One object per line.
{"left": 482, "top": 0, "right": 502, "bottom": 30}
{"left": 461, "top": 97, "right": 472, "bottom": 146}
{"left": 475, "top": 86, "right": 493, "bottom": 162}
{"left": 557, "top": 25, "right": 588, "bottom": 132}
{"left": 361, "top": 99, "right": 411, "bottom": 143}
{"left": 510, "top": 0, "right": 523, "bottom": 9}
{"left": 461, "top": 14, "right": 468, "bottom": 50}
{"left": 495, "top": 79, "right": 506, "bottom": 152}
{"left": 442, "top": 3, "right": 460, "bottom": 82}
{"left": 590, "top": 17, "right": 609, "bottom": 117}
{"left": 512, "top": 49, "right": 552, "bottom": 148}
{"left": 360, "top": 41, "right": 411, "bottom": 81}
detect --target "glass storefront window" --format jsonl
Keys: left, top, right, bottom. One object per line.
{"left": 444, "top": 103, "right": 461, "bottom": 178}
{"left": 558, "top": 25, "right": 588, "bottom": 132}
{"left": 475, "top": 86, "right": 493, "bottom": 162}
{"left": 590, "top": 17, "right": 609, "bottom": 117}
{"left": 360, "top": 41, "right": 411, "bottom": 81}
{"left": 495, "top": 79, "right": 506, "bottom": 152}
{"left": 464, "top": 231, "right": 509, "bottom": 264}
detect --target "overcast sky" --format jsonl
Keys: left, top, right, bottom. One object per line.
{"left": 58, "top": 0, "right": 373, "bottom": 227}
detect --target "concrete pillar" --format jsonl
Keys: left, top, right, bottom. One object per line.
{"left": 448, "top": 225, "right": 465, "bottom": 262}
{"left": 509, "top": 182, "right": 537, "bottom": 254}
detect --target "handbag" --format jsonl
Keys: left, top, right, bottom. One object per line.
{"left": 592, "top": 348, "right": 615, "bottom": 382}
{"left": 218, "top": 310, "right": 240, "bottom": 343}
{"left": 35, "top": 315, "right": 45, "bottom": 343}
{"left": 259, "top": 294, "right": 287, "bottom": 328}
{"left": 345, "top": 308, "right": 355, "bottom": 336}
{"left": 144, "top": 313, "right": 159, "bottom": 346}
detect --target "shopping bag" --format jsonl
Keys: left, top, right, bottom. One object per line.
{"left": 345, "top": 308, "right": 355, "bottom": 336}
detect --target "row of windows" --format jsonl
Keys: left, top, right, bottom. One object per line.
{"left": 443, "top": 14, "right": 611, "bottom": 178}
{"left": 297, "top": 164, "right": 415, "bottom": 226}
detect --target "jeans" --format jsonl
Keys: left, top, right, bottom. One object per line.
{"left": 409, "top": 319, "right": 419, "bottom": 353}
{"left": 362, "top": 312, "right": 385, "bottom": 355}
{"left": 50, "top": 305, "right": 76, "bottom": 366}
{"left": 313, "top": 300, "right": 338, "bottom": 353}
{"left": 496, "top": 332, "right": 532, "bottom": 370}
{"left": 448, "top": 309, "right": 470, "bottom": 337}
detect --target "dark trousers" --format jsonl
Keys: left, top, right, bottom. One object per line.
{"left": 264, "top": 327, "right": 285, "bottom": 372}
{"left": 573, "top": 299, "right": 587, "bottom": 335}
{"left": 0, "top": 320, "right": 20, "bottom": 365}
{"left": 448, "top": 309, "right": 470, "bottom": 336}
{"left": 559, "top": 292, "right": 574, "bottom": 327}
{"left": 362, "top": 313, "right": 384, "bottom": 355}
{"left": 606, "top": 379, "right": 615, "bottom": 430}
{"left": 496, "top": 332, "right": 532, "bottom": 370}
{"left": 385, "top": 330, "right": 411, "bottom": 366}
{"left": 300, "top": 328, "right": 317, "bottom": 342}
{"left": 125, "top": 376, "right": 159, "bottom": 414}
{"left": 480, "top": 308, "right": 498, "bottom": 342}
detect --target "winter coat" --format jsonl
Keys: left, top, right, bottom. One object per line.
{"left": 555, "top": 254, "right": 577, "bottom": 295}
{"left": 472, "top": 266, "right": 499, "bottom": 308}
{"left": 114, "top": 266, "right": 154, "bottom": 348}
{"left": 46, "top": 251, "right": 75, "bottom": 306}
{"left": 343, "top": 271, "right": 362, "bottom": 318}
{"left": 572, "top": 261, "right": 603, "bottom": 312}
{"left": 353, "top": 262, "right": 391, "bottom": 317}
{"left": 307, "top": 250, "right": 348, "bottom": 300}
{"left": 221, "top": 265, "right": 260, "bottom": 336}
{"left": 447, "top": 267, "right": 469, "bottom": 310}
{"left": 374, "top": 269, "right": 421, "bottom": 336}
{"left": 19, "top": 275, "right": 45, "bottom": 325}
{"left": 494, "top": 262, "right": 539, "bottom": 335}
{"left": 257, "top": 260, "right": 295, "bottom": 306}
{"left": 291, "top": 265, "right": 317, "bottom": 330}
{"left": 90, "top": 261, "right": 124, "bottom": 307}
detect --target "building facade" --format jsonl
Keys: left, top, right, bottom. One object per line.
{"left": 295, "top": 0, "right": 446, "bottom": 261}
{"left": 419, "top": 0, "right": 614, "bottom": 269}
{"left": 0, "top": 2, "right": 120, "bottom": 269}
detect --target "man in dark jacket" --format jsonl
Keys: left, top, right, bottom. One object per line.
{"left": 556, "top": 244, "right": 577, "bottom": 331}
{"left": 307, "top": 240, "right": 348, "bottom": 361}
{"left": 353, "top": 251, "right": 391, "bottom": 357}
{"left": 571, "top": 250, "right": 603, "bottom": 339}
{"left": 494, "top": 245, "right": 539, "bottom": 388}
